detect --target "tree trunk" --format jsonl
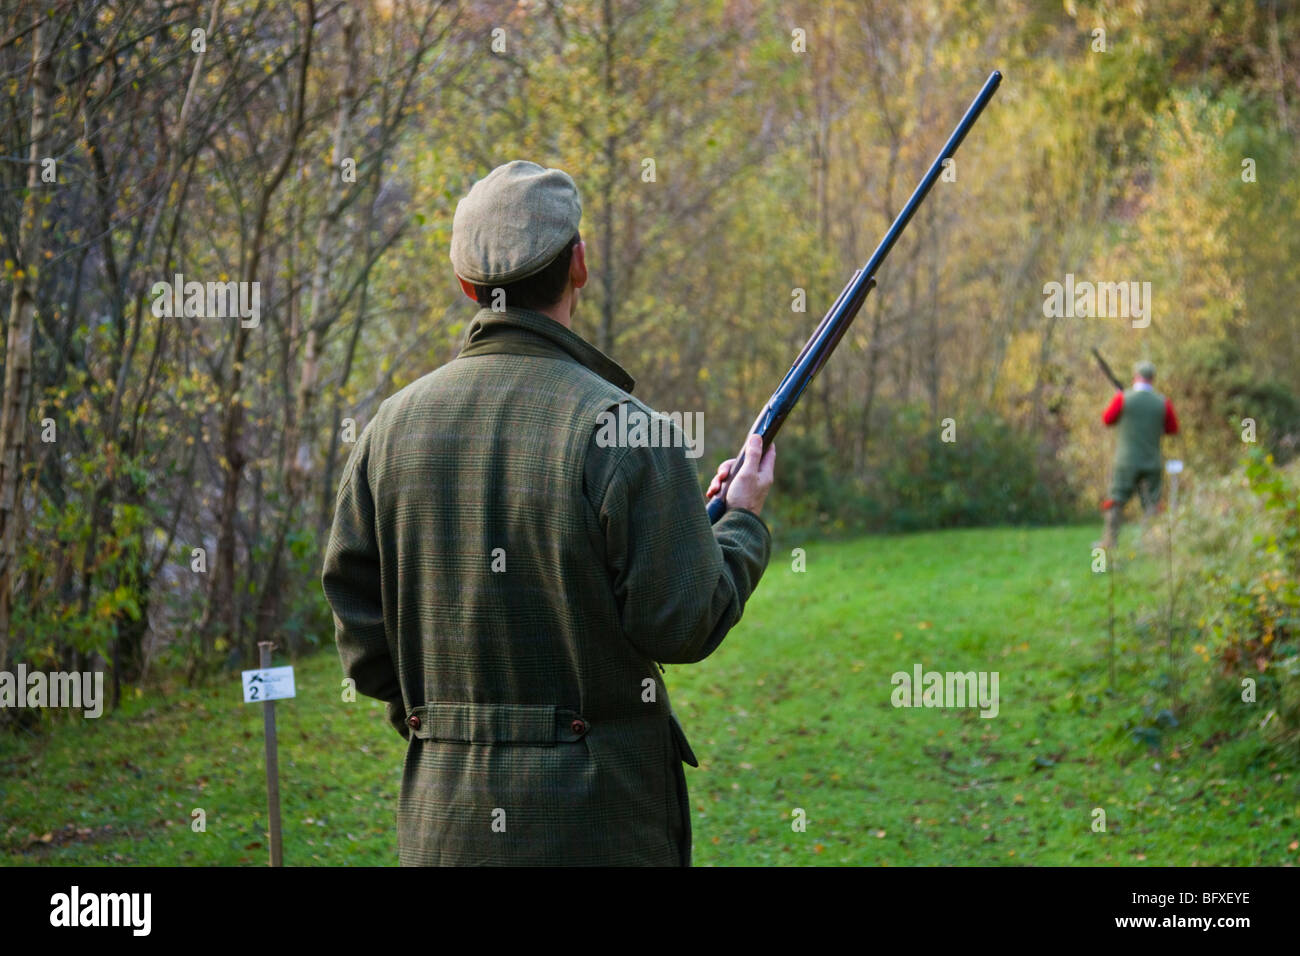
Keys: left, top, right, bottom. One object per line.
{"left": 287, "top": 6, "right": 358, "bottom": 497}
{"left": 598, "top": 0, "right": 617, "bottom": 353}
{"left": 0, "top": 17, "right": 54, "bottom": 663}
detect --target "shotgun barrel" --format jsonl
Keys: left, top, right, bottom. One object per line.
{"left": 1091, "top": 348, "right": 1126, "bottom": 392}
{"left": 707, "top": 69, "right": 1003, "bottom": 523}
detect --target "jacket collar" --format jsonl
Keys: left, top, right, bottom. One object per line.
{"left": 456, "top": 306, "right": 635, "bottom": 393}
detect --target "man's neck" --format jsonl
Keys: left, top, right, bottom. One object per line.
{"left": 536, "top": 291, "right": 572, "bottom": 329}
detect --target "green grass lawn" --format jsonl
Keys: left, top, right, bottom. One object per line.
{"left": 3, "top": 525, "right": 1296, "bottom": 865}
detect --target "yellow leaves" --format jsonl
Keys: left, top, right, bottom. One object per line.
{"left": 72, "top": 398, "right": 95, "bottom": 426}
{"left": 93, "top": 587, "right": 128, "bottom": 620}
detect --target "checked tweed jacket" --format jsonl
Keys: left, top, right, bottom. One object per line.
{"left": 322, "top": 306, "right": 772, "bottom": 866}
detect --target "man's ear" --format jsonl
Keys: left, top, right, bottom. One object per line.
{"left": 570, "top": 241, "right": 588, "bottom": 290}
{"left": 458, "top": 276, "right": 480, "bottom": 302}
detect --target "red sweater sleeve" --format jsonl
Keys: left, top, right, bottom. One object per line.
{"left": 1102, "top": 391, "right": 1123, "bottom": 426}
{"left": 1164, "top": 398, "right": 1179, "bottom": 435}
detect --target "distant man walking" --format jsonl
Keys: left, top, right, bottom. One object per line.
{"left": 1098, "top": 359, "right": 1179, "bottom": 550}
{"left": 322, "top": 160, "right": 775, "bottom": 866}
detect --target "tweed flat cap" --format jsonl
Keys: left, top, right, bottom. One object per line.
{"left": 1135, "top": 360, "right": 1156, "bottom": 380}
{"left": 450, "top": 160, "right": 582, "bottom": 285}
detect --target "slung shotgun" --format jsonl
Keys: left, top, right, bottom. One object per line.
{"left": 707, "top": 69, "right": 1003, "bottom": 523}
{"left": 1091, "top": 347, "right": 1126, "bottom": 392}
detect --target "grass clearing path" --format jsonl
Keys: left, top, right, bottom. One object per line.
{"left": 3, "top": 525, "right": 1294, "bottom": 865}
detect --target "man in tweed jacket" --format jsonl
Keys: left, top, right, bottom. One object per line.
{"left": 322, "top": 161, "right": 775, "bottom": 865}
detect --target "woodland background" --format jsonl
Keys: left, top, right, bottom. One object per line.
{"left": 1, "top": 0, "right": 1297, "bottom": 714}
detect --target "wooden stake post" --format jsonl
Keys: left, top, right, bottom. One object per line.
{"left": 242, "top": 642, "right": 295, "bottom": 866}
{"left": 1166, "top": 460, "right": 1184, "bottom": 711}
{"left": 259, "top": 642, "right": 283, "bottom": 866}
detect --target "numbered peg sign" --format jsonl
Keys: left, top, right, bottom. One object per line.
{"left": 1165, "top": 459, "right": 1184, "bottom": 475}
{"left": 242, "top": 666, "right": 296, "bottom": 703}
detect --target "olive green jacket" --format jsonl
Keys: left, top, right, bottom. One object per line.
{"left": 322, "top": 306, "right": 772, "bottom": 866}
{"left": 1113, "top": 386, "right": 1170, "bottom": 471}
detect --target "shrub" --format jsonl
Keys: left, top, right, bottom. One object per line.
{"left": 764, "top": 404, "right": 1083, "bottom": 534}
{"left": 1186, "top": 450, "right": 1300, "bottom": 754}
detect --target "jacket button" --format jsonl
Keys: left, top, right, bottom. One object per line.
{"left": 570, "top": 718, "right": 587, "bottom": 735}
{"left": 408, "top": 714, "right": 420, "bottom": 730}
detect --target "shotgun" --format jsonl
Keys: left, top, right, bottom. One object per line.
{"left": 1090, "top": 347, "right": 1126, "bottom": 392}
{"left": 707, "top": 70, "right": 1003, "bottom": 523}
